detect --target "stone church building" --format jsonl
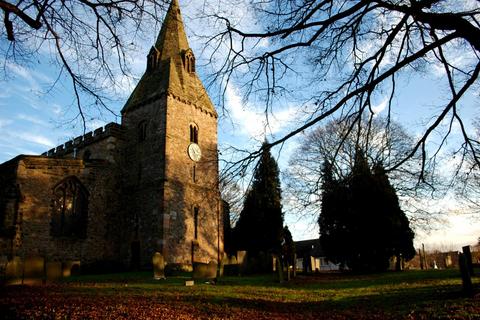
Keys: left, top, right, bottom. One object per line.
{"left": 0, "top": 0, "right": 223, "bottom": 271}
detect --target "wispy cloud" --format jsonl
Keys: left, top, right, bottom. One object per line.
{"left": 0, "top": 118, "right": 13, "bottom": 128}
{"left": 16, "top": 113, "right": 49, "bottom": 126}
{"left": 16, "top": 132, "right": 55, "bottom": 148}
{"left": 225, "top": 84, "right": 297, "bottom": 138}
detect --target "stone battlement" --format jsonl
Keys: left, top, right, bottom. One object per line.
{"left": 42, "top": 122, "right": 123, "bottom": 157}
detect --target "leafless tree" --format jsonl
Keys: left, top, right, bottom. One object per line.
{"left": 219, "top": 174, "right": 244, "bottom": 224}
{"left": 284, "top": 116, "right": 442, "bottom": 228}
{"left": 455, "top": 118, "right": 480, "bottom": 212}
{"left": 0, "top": 0, "right": 169, "bottom": 130}
{"left": 206, "top": 0, "right": 480, "bottom": 185}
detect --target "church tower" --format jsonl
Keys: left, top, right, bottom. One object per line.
{"left": 121, "top": 0, "right": 222, "bottom": 268}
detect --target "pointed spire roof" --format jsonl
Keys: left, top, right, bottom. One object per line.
{"left": 155, "top": 0, "right": 190, "bottom": 61}
{"left": 121, "top": 0, "right": 217, "bottom": 117}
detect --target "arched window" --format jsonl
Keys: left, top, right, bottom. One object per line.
{"left": 51, "top": 176, "right": 89, "bottom": 238}
{"left": 189, "top": 124, "right": 198, "bottom": 144}
{"left": 139, "top": 121, "right": 148, "bottom": 142}
{"left": 183, "top": 49, "right": 195, "bottom": 73}
{"left": 147, "top": 47, "right": 159, "bottom": 71}
{"left": 193, "top": 206, "right": 199, "bottom": 239}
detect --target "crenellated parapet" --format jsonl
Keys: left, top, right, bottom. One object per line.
{"left": 42, "top": 122, "right": 124, "bottom": 157}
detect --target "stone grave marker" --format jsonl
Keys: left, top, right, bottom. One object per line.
{"left": 5, "top": 256, "right": 23, "bottom": 285}
{"left": 23, "top": 256, "right": 45, "bottom": 285}
{"left": 193, "top": 261, "right": 217, "bottom": 283}
{"left": 152, "top": 252, "right": 165, "bottom": 280}
{"left": 62, "top": 261, "right": 81, "bottom": 277}
{"left": 459, "top": 253, "right": 473, "bottom": 296}
{"left": 462, "top": 246, "right": 474, "bottom": 276}
{"left": 46, "top": 262, "right": 62, "bottom": 282}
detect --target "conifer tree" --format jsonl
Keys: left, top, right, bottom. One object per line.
{"left": 320, "top": 152, "right": 415, "bottom": 272}
{"left": 235, "top": 142, "right": 284, "bottom": 255}
{"left": 282, "top": 226, "right": 296, "bottom": 267}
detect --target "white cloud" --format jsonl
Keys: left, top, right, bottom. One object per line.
{"left": 0, "top": 118, "right": 13, "bottom": 128}
{"left": 86, "top": 119, "right": 108, "bottom": 131}
{"left": 225, "top": 84, "right": 297, "bottom": 138}
{"left": 16, "top": 132, "right": 55, "bottom": 148}
{"left": 16, "top": 114, "right": 49, "bottom": 127}
{"left": 372, "top": 97, "right": 388, "bottom": 115}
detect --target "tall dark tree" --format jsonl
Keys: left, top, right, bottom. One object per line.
{"left": 281, "top": 226, "right": 295, "bottom": 268}
{"left": 320, "top": 152, "right": 415, "bottom": 272}
{"left": 234, "top": 142, "right": 284, "bottom": 255}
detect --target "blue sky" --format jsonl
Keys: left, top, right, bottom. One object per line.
{"left": 1, "top": 0, "right": 479, "bottom": 250}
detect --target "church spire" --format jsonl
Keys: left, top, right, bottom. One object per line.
{"left": 121, "top": 0, "right": 217, "bottom": 117}
{"left": 155, "top": 0, "right": 190, "bottom": 62}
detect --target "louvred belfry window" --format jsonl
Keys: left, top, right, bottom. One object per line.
{"left": 51, "top": 176, "right": 89, "bottom": 238}
{"left": 190, "top": 124, "right": 198, "bottom": 143}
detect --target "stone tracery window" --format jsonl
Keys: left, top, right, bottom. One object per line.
{"left": 51, "top": 176, "right": 89, "bottom": 238}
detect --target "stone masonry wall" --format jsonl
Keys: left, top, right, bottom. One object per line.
{"left": 10, "top": 156, "right": 121, "bottom": 266}
{"left": 163, "top": 92, "right": 223, "bottom": 265}
{"left": 121, "top": 97, "right": 168, "bottom": 267}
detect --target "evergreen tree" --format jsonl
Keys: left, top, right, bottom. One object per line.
{"left": 281, "top": 226, "right": 296, "bottom": 267}
{"left": 235, "top": 142, "right": 284, "bottom": 255}
{"left": 320, "top": 152, "right": 415, "bottom": 272}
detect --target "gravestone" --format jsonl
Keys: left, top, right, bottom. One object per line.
{"left": 193, "top": 261, "right": 217, "bottom": 282}
{"left": 62, "top": 261, "right": 81, "bottom": 277}
{"left": 152, "top": 252, "right": 165, "bottom": 280}
{"left": 276, "top": 256, "right": 284, "bottom": 283}
{"left": 5, "top": 256, "right": 23, "bottom": 285}
{"left": 23, "top": 256, "right": 45, "bottom": 285}
{"left": 237, "top": 251, "right": 246, "bottom": 264}
{"left": 462, "top": 246, "right": 474, "bottom": 276}
{"left": 459, "top": 253, "right": 473, "bottom": 296}
{"left": 46, "top": 262, "right": 62, "bottom": 282}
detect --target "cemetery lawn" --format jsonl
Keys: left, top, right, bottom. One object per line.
{"left": 1, "top": 269, "right": 479, "bottom": 319}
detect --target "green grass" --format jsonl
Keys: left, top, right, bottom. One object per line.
{"left": 2, "top": 269, "right": 479, "bottom": 319}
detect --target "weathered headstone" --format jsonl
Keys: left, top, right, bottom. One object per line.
{"left": 23, "top": 256, "right": 45, "bottom": 285}
{"left": 276, "top": 256, "right": 284, "bottom": 283}
{"left": 5, "top": 256, "right": 23, "bottom": 285}
{"left": 62, "top": 261, "right": 81, "bottom": 277}
{"left": 46, "top": 262, "right": 63, "bottom": 282}
{"left": 152, "top": 252, "right": 165, "bottom": 280}
{"left": 445, "top": 255, "right": 452, "bottom": 268}
{"left": 459, "top": 253, "right": 473, "bottom": 296}
{"left": 193, "top": 261, "right": 217, "bottom": 282}
{"left": 237, "top": 251, "right": 246, "bottom": 265}
{"left": 462, "top": 246, "right": 474, "bottom": 276}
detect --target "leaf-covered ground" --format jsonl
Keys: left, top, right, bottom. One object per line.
{"left": 0, "top": 270, "right": 479, "bottom": 319}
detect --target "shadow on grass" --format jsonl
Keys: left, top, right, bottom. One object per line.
{"left": 1, "top": 270, "right": 478, "bottom": 319}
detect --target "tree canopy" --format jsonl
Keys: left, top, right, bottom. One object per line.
{"left": 319, "top": 151, "right": 416, "bottom": 272}
{"left": 0, "top": 0, "right": 168, "bottom": 129}
{"left": 234, "top": 142, "right": 284, "bottom": 255}
{"left": 286, "top": 116, "right": 440, "bottom": 227}
{"left": 209, "top": 0, "right": 480, "bottom": 191}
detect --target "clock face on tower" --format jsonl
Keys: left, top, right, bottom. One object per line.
{"left": 188, "top": 143, "right": 202, "bottom": 162}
